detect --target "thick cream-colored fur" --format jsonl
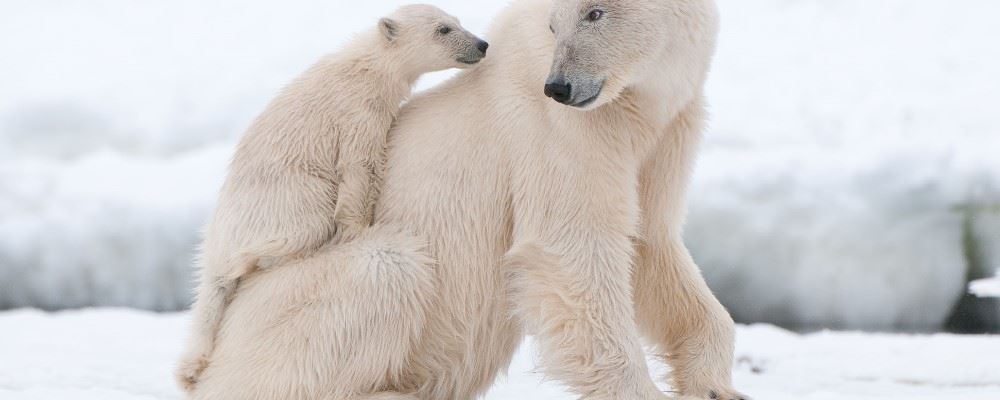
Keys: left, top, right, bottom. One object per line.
{"left": 176, "top": 5, "right": 486, "bottom": 392}
{"left": 191, "top": 226, "right": 435, "bottom": 400}
{"left": 192, "top": 0, "right": 745, "bottom": 399}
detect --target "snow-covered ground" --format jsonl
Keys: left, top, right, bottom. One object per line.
{"left": 972, "top": 274, "right": 1000, "bottom": 298}
{"left": 1, "top": 309, "right": 998, "bottom": 400}
{"left": 2, "top": 0, "right": 999, "bottom": 330}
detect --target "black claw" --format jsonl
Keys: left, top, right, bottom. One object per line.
{"left": 709, "top": 391, "right": 719, "bottom": 399}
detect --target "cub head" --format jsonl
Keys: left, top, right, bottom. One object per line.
{"left": 379, "top": 4, "right": 489, "bottom": 72}
{"left": 544, "top": 0, "right": 718, "bottom": 109}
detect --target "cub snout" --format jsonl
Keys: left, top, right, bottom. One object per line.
{"left": 459, "top": 37, "right": 489, "bottom": 65}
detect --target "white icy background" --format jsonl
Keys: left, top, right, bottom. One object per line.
{"left": 688, "top": 0, "right": 1000, "bottom": 331}
{"left": 2, "top": 0, "right": 999, "bottom": 327}
{"left": 1, "top": 309, "right": 999, "bottom": 400}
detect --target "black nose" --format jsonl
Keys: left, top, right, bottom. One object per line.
{"left": 544, "top": 80, "right": 572, "bottom": 104}
{"left": 476, "top": 40, "right": 489, "bottom": 54}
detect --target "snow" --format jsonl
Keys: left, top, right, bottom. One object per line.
{"left": 0, "top": 0, "right": 500, "bottom": 310}
{"left": 0, "top": 0, "right": 501, "bottom": 159}
{"left": 686, "top": 144, "right": 1000, "bottom": 330}
{"left": 1, "top": 0, "right": 999, "bottom": 330}
{"left": 689, "top": 0, "right": 1000, "bottom": 330}
{"left": 0, "top": 147, "right": 231, "bottom": 310}
{"left": 972, "top": 275, "right": 1000, "bottom": 298}
{"left": 1, "top": 309, "right": 998, "bottom": 400}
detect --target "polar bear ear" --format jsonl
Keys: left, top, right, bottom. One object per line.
{"left": 379, "top": 18, "right": 398, "bottom": 43}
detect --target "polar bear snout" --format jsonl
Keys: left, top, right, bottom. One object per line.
{"left": 545, "top": 79, "right": 573, "bottom": 104}
{"left": 544, "top": 74, "right": 604, "bottom": 108}
{"left": 543, "top": 78, "right": 572, "bottom": 104}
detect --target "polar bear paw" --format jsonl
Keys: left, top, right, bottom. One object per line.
{"left": 679, "top": 388, "right": 750, "bottom": 400}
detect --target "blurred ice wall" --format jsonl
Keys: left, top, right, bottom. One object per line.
{"left": 1, "top": 0, "right": 998, "bottom": 332}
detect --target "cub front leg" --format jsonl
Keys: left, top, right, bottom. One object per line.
{"left": 334, "top": 160, "right": 381, "bottom": 241}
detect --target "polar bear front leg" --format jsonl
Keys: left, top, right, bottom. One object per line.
{"left": 633, "top": 235, "right": 746, "bottom": 400}
{"left": 632, "top": 99, "right": 747, "bottom": 400}
{"left": 505, "top": 238, "right": 666, "bottom": 400}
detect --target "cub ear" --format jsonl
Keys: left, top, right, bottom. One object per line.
{"left": 379, "top": 18, "right": 398, "bottom": 42}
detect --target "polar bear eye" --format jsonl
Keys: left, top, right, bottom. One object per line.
{"left": 586, "top": 9, "right": 604, "bottom": 22}
{"left": 438, "top": 26, "right": 452, "bottom": 35}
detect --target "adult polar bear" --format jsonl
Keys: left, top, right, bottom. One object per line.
{"left": 191, "top": 0, "right": 745, "bottom": 399}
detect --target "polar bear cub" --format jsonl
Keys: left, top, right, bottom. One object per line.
{"left": 176, "top": 5, "right": 488, "bottom": 391}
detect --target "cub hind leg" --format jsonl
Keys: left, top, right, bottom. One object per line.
{"left": 176, "top": 238, "right": 292, "bottom": 391}
{"left": 191, "top": 226, "right": 437, "bottom": 400}
{"left": 175, "top": 254, "right": 255, "bottom": 391}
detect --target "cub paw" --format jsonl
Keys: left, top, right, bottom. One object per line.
{"left": 175, "top": 354, "right": 210, "bottom": 392}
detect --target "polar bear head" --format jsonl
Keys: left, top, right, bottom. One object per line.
{"left": 543, "top": 0, "right": 719, "bottom": 109}
{"left": 379, "top": 5, "right": 490, "bottom": 72}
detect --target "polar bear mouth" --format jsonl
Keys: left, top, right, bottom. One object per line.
{"left": 570, "top": 81, "right": 605, "bottom": 108}
{"left": 571, "top": 93, "right": 600, "bottom": 108}
{"left": 457, "top": 57, "right": 482, "bottom": 65}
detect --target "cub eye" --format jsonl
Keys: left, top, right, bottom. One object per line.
{"left": 438, "top": 26, "right": 452, "bottom": 35}
{"left": 586, "top": 9, "right": 604, "bottom": 22}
